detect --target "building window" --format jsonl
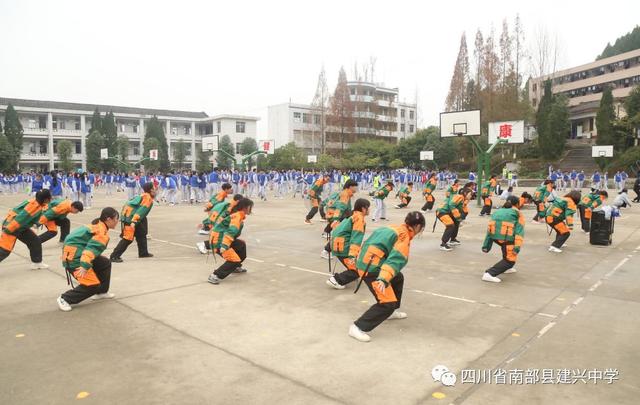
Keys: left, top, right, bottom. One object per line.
{"left": 236, "top": 121, "right": 246, "bottom": 133}
{"left": 401, "top": 110, "right": 405, "bottom": 118}
{"left": 302, "top": 113, "right": 311, "bottom": 124}
{"left": 39, "top": 140, "right": 47, "bottom": 154}
{"left": 39, "top": 116, "right": 47, "bottom": 129}
{"left": 216, "top": 121, "right": 221, "bottom": 133}
{"left": 314, "top": 114, "right": 321, "bottom": 125}
{"left": 533, "top": 83, "right": 537, "bottom": 92}
{"left": 75, "top": 141, "right": 81, "bottom": 154}
{"left": 133, "top": 124, "right": 138, "bottom": 133}
{"left": 132, "top": 144, "right": 140, "bottom": 156}
{"left": 293, "top": 112, "right": 302, "bottom": 123}
{"left": 400, "top": 124, "right": 405, "bottom": 132}
{"left": 410, "top": 125, "right": 415, "bottom": 133}
{"left": 28, "top": 119, "right": 37, "bottom": 129}
{"left": 532, "top": 98, "right": 537, "bottom": 107}
{"left": 409, "top": 110, "right": 414, "bottom": 120}
{"left": 52, "top": 119, "right": 57, "bottom": 130}
{"left": 350, "top": 88, "right": 356, "bottom": 95}
{"left": 236, "top": 143, "right": 243, "bottom": 154}
{"left": 75, "top": 121, "right": 81, "bottom": 131}
{"left": 171, "top": 127, "right": 177, "bottom": 135}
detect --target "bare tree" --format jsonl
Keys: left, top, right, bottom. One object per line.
{"left": 328, "top": 67, "right": 355, "bottom": 155}
{"left": 531, "top": 24, "right": 561, "bottom": 79}
{"left": 311, "top": 67, "right": 329, "bottom": 154}
{"left": 513, "top": 14, "right": 526, "bottom": 98}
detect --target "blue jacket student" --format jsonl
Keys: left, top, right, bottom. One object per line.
{"left": 208, "top": 171, "right": 219, "bottom": 185}
{"left": 125, "top": 176, "right": 137, "bottom": 188}
{"left": 189, "top": 174, "right": 199, "bottom": 188}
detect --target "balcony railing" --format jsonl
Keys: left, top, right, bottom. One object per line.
{"left": 53, "top": 129, "right": 82, "bottom": 136}
{"left": 354, "top": 127, "right": 376, "bottom": 135}
{"left": 119, "top": 131, "right": 141, "bottom": 138}
{"left": 376, "top": 115, "right": 397, "bottom": 123}
{"left": 21, "top": 153, "right": 50, "bottom": 160}
{"left": 23, "top": 127, "right": 48, "bottom": 135}
{"left": 353, "top": 111, "right": 376, "bottom": 119}
{"left": 349, "top": 95, "right": 374, "bottom": 103}
{"left": 377, "top": 99, "right": 396, "bottom": 108}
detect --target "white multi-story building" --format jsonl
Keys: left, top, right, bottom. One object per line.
{"left": 0, "top": 97, "right": 259, "bottom": 171}
{"left": 268, "top": 81, "right": 417, "bottom": 153}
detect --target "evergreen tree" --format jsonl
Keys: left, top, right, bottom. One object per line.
{"left": 102, "top": 111, "right": 118, "bottom": 170}
{"left": 239, "top": 137, "right": 258, "bottom": 168}
{"left": 173, "top": 138, "right": 188, "bottom": 169}
{"left": 86, "top": 130, "right": 105, "bottom": 172}
{"left": 90, "top": 107, "right": 102, "bottom": 134}
{"left": 596, "top": 86, "right": 616, "bottom": 147}
{"left": 197, "top": 149, "right": 212, "bottom": 172}
{"left": 143, "top": 137, "right": 161, "bottom": 172}
{"left": 536, "top": 80, "right": 569, "bottom": 160}
{"left": 216, "top": 135, "right": 235, "bottom": 169}
{"left": 597, "top": 26, "right": 640, "bottom": 60}
{"left": 624, "top": 85, "right": 640, "bottom": 142}
{"left": 56, "top": 140, "right": 74, "bottom": 172}
{"left": 116, "top": 135, "right": 130, "bottom": 163}
{"left": 0, "top": 135, "right": 14, "bottom": 173}
{"left": 144, "top": 116, "right": 170, "bottom": 171}
{"left": 3, "top": 104, "right": 24, "bottom": 170}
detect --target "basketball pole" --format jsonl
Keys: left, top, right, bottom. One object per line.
{"left": 468, "top": 137, "right": 506, "bottom": 207}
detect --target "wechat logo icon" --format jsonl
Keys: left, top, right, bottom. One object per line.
{"left": 432, "top": 365, "right": 457, "bottom": 387}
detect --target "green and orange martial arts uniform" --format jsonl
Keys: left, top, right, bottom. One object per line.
{"left": 532, "top": 183, "right": 554, "bottom": 221}
{"left": 110, "top": 192, "right": 154, "bottom": 260}
{"left": 479, "top": 178, "right": 497, "bottom": 216}
{"left": 323, "top": 188, "right": 355, "bottom": 234}
{"left": 396, "top": 184, "right": 413, "bottom": 208}
{"left": 210, "top": 211, "right": 248, "bottom": 279}
{"left": 306, "top": 177, "right": 328, "bottom": 221}
{"left": 202, "top": 189, "right": 230, "bottom": 231}
{"left": 60, "top": 220, "right": 112, "bottom": 304}
{"left": 203, "top": 199, "right": 238, "bottom": 251}
{"left": 482, "top": 205, "right": 525, "bottom": 277}
{"left": 421, "top": 176, "right": 437, "bottom": 211}
{"left": 436, "top": 194, "right": 466, "bottom": 247}
{"left": 577, "top": 193, "right": 603, "bottom": 233}
{"left": 0, "top": 198, "right": 48, "bottom": 264}
{"left": 546, "top": 197, "right": 577, "bottom": 249}
{"left": 38, "top": 199, "right": 74, "bottom": 243}
{"left": 445, "top": 182, "right": 459, "bottom": 200}
{"left": 330, "top": 211, "right": 367, "bottom": 286}
{"left": 352, "top": 223, "right": 416, "bottom": 332}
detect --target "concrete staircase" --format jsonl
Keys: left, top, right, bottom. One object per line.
{"left": 555, "top": 139, "right": 598, "bottom": 173}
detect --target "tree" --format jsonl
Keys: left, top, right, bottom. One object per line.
{"left": 328, "top": 67, "right": 354, "bottom": 155}
{"left": 597, "top": 26, "right": 640, "bottom": 60}
{"left": 116, "top": 135, "right": 130, "bottom": 163}
{"left": 389, "top": 159, "right": 404, "bottom": 169}
{"left": 239, "top": 137, "right": 258, "bottom": 168}
{"left": 3, "top": 104, "right": 23, "bottom": 170}
{"left": 173, "top": 138, "right": 188, "bottom": 169}
{"left": 216, "top": 135, "right": 235, "bottom": 169}
{"left": 86, "top": 130, "right": 105, "bottom": 172}
{"left": 311, "top": 67, "right": 329, "bottom": 153}
{"left": 445, "top": 33, "right": 470, "bottom": 111}
{"left": 57, "top": 140, "right": 74, "bottom": 172}
{"left": 595, "top": 86, "right": 616, "bottom": 169}
{"left": 102, "top": 111, "right": 118, "bottom": 170}
{"left": 143, "top": 137, "right": 161, "bottom": 172}
{"left": 536, "top": 80, "right": 569, "bottom": 160}
{"left": 144, "top": 116, "right": 170, "bottom": 171}
{"left": 265, "top": 142, "right": 305, "bottom": 170}
{"left": 344, "top": 139, "right": 394, "bottom": 168}
{"left": 0, "top": 135, "right": 14, "bottom": 173}
{"left": 90, "top": 107, "right": 102, "bottom": 134}
{"left": 624, "top": 85, "right": 640, "bottom": 147}
{"left": 197, "top": 149, "right": 212, "bottom": 172}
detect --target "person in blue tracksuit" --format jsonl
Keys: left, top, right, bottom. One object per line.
{"left": 31, "top": 174, "right": 44, "bottom": 196}
{"left": 189, "top": 172, "right": 200, "bottom": 203}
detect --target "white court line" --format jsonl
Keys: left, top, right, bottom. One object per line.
{"left": 427, "top": 292, "right": 477, "bottom": 304}
{"left": 247, "top": 258, "right": 265, "bottom": 263}
{"left": 537, "top": 322, "right": 556, "bottom": 337}
{"left": 605, "top": 257, "right": 629, "bottom": 278}
{"left": 275, "top": 263, "right": 287, "bottom": 267}
{"left": 588, "top": 280, "right": 603, "bottom": 292}
{"left": 536, "top": 313, "right": 557, "bottom": 318}
{"left": 288, "top": 266, "right": 327, "bottom": 276}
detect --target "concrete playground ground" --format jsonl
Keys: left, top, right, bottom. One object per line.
{"left": 1, "top": 186, "right": 639, "bottom": 405}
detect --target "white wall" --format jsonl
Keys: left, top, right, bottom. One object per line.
{"left": 268, "top": 103, "right": 293, "bottom": 150}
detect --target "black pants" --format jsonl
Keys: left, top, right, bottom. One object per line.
{"left": 549, "top": 220, "right": 571, "bottom": 248}
{"left": 306, "top": 203, "right": 326, "bottom": 221}
{"left": 441, "top": 222, "right": 459, "bottom": 245}
{"left": 578, "top": 206, "right": 590, "bottom": 232}
{"left": 0, "top": 229, "right": 42, "bottom": 263}
{"left": 633, "top": 189, "right": 640, "bottom": 202}
{"left": 486, "top": 242, "right": 515, "bottom": 277}
{"left": 38, "top": 218, "right": 71, "bottom": 243}
{"left": 480, "top": 197, "right": 492, "bottom": 215}
{"left": 333, "top": 258, "right": 359, "bottom": 285}
{"left": 61, "top": 256, "right": 111, "bottom": 304}
{"left": 354, "top": 272, "right": 404, "bottom": 332}
{"left": 397, "top": 196, "right": 412, "bottom": 208}
{"left": 110, "top": 217, "right": 149, "bottom": 259}
{"left": 214, "top": 239, "right": 247, "bottom": 279}
{"left": 422, "top": 197, "right": 435, "bottom": 211}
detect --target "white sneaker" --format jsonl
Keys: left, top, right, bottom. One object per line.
{"left": 548, "top": 246, "right": 563, "bottom": 253}
{"left": 197, "top": 229, "right": 209, "bottom": 235}
{"left": 348, "top": 324, "right": 371, "bottom": 342}
{"left": 196, "top": 242, "right": 208, "bottom": 255}
{"left": 91, "top": 292, "right": 115, "bottom": 300}
{"left": 208, "top": 274, "right": 220, "bottom": 284}
{"left": 320, "top": 250, "right": 330, "bottom": 260}
{"left": 388, "top": 310, "right": 407, "bottom": 320}
{"left": 57, "top": 296, "right": 72, "bottom": 312}
{"left": 504, "top": 268, "right": 517, "bottom": 274}
{"left": 531, "top": 220, "right": 541, "bottom": 225}
{"left": 448, "top": 240, "right": 461, "bottom": 246}
{"left": 326, "top": 276, "right": 345, "bottom": 290}
{"left": 31, "top": 262, "right": 49, "bottom": 270}
{"left": 440, "top": 244, "right": 452, "bottom": 251}
{"left": 482, "top": 272, "right": 502, "bottom": 283}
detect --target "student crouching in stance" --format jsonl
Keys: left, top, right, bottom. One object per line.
{"left": 57, "top": 207, "right": 120, "bottom": 312}
{"left": 348, "top": 211, "right": 425, "bottom": 342}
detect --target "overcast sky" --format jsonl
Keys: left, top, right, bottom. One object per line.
{"left": 1, "top": 0, "right": 638, "bottom": 136}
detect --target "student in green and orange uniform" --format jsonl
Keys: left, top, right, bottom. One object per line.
{"left": 325, "top": 198, "right": 370, "bottom": 289}
{"left": 479, "top": 176, "right": 497, "bottom": 216}
{"left": 56, "top": 207, "right": 120, "bottom": 312}
{"left": 546, "top": 190, "right": 581, "bottom": 253}
{"left": 322, "top": 179, "right": 358, "bottom": 236}
{"left": 199, "top": 183, "right": 233, "bottom": 233}
{"left": 481, "top": 196, "right": 525, "bottom": 283}
{"left": 0, "top": 189, "right": 52, "bottom": 269}
{"left": 445, "top": 179, "right": 460, "bottom": 200}
{"left": 394, "top": 182, "right": 413, "bottom": 209}
{"left": 196, "top": 194, "right": 243, "bottom": 254}
{"left": 305, "top": 175, "right": 330, "bottom": 224}
{"left": 38, "top": 199, "right": 84, "bottom": 243}
{"left": 532, "top": 180, "right": 555, "bottom": 223}
{"left": 207, "top": 198, "right": 254, "bottom": 284}
{"left": 110, "top": 182, "right": 156, "bottom": 263}
{"left": 577, "top": 189, "right": 608, "bottom": 233}
{"left": 421, "top": 174, "right": 437, "bottom": 212}
{"left": 348, "top": 211, "right": 425, "bottom": 342}
{"left": 436, "top": 187, "right": 473, "bottom": 251}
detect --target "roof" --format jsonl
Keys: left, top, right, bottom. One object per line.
{"left": 0, "top": 97, "right": 209, "bottom": 119}
{"left": 569, "top": 100, "right": 601, "bottom": 115}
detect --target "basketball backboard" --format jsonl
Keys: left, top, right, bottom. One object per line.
{"left": 420, "top": 151, "right": 434, "bottom": 161}
{"left": 307, "top": 155, "right": 317, "bottom": 163}
{"left": 592, "top": 145, "right": 613, "bottom": 157}
{"left": 488, "top": 120, "right": 525, "bottom": 144}
{"left": 440, "top": 110, "right": 481, "bottom": 137}
{"left": 149, "top": 149, "right": 158, "bottom": 160}
{"left": 258, "top": 139, "right": 275, "bottom": 154}
{"left": 202, "top": 136, "right": 219, "bottom": 152}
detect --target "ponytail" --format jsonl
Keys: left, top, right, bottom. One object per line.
{"left": 92, "top": 207, "right": 119, "bottom": 224}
